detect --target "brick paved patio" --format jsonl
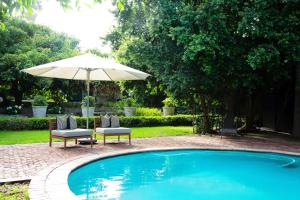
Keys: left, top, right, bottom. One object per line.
{"left": 1, "top": 133, "right": 300, "bottom": 182}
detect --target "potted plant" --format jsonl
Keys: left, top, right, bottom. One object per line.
{"left": 47, "top": 106, "right": 65, "bottom": 117}
{"left": 162, "top": 97, "right": 177, "bottom": 116}
{"left": 124, "top": 97, "right": 137, "bottom": 116}
{"left": 32, "top": 95, "right": 48, "bottom": 117}
{"left": 81, "top": 96, "right": 95, "bottom": 117}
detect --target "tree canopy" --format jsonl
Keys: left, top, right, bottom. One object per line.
{"left": 0, "top": 18, "right": 80, "bottom": 104}
{"left": 106, "top": 0, "right": 300, "bottom": 131}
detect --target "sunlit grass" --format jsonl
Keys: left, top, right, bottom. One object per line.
{"left": 0, "top": 126, "right": 193, "bottom": 145}
{"left": 0, "top": 183, "right": 29, "bottom": 200}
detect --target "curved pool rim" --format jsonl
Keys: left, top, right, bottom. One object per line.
{"left": 69, "top": 148, "right": 300, "bottom": 173}
{"left": 29, "top": 147, "right": 300, "bottom": 200}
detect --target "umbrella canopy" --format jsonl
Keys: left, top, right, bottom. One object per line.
{"left": 22, "top": 53, "right": 150, "bottom": 128}
{"left": 22, "top": 53, "right": 150, "bottom": 81}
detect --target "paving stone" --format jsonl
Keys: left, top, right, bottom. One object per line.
{"left": 1, "top": 135, "right": 300, "bottom": 182}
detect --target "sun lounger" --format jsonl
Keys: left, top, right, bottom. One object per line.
{"left": 94, "top": 117, "right": 131, "bottom": 145}
{"left": 49, "top": 119, "right": 93, "bottom": 149}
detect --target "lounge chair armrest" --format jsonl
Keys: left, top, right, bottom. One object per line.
{"left": 49, "top": 119, "right": 57, "bottom": 132}
{"left": 94, "top": 117, "right": 101, "bottom": 131}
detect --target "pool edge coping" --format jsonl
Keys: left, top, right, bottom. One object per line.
{"left": 29, "top": 147, "right": 300, "bottom": 200}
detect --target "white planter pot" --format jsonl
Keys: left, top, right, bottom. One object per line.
{"left": 163, "top": 107, "right": 175, "bottom": 116}
{"left": 82, "top": 107, "right": 95, "bottom": 117}
{"left": 124, "top": 107, "right": 136, "bottom": 116}
{"left": 32, "top": 106, "right": 47, "bottom": 117}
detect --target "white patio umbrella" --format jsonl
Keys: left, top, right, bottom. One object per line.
{"left": 22, "top": 53, "right": 150, "bottom": 128}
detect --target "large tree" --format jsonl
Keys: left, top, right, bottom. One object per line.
{"left": 0, "top": 18, "right": 80, "bottom": 104}
{"left": 106, "top": 0, "right": 300, "bottom": 132}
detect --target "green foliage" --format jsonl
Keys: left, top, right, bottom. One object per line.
{"left": 120, "top": 115, "right": 193, "bottom": 127}
{"left": 162, "top": 97, "right": 177, "bottom": 107}
{"left": 32, "top": 95, "right": 47, "bottom": 106}
{"left": 0, "top": 183, "right": 29, "bottom": 200}
{"left": 0, "top": 115, "right": 194, "bottom": 130}
{"left": 81, "top": 96, "right": 95, "bottom": 107}
{"left": 47, "top": 106, "right": 64, "bottom": 114}
{"left": 117, "top": 0, "right": 125, "bottom": 11}
{"left": 0, "top": 117, "right": 49, "bottom": 130}
{"left": 106, "top": 34, "right": 166, "bottom": 107}
{"left": 0, "top": 0, "right": 86, "bottom": 29}
{"left": 135, "top": 107, "right": 162, "bottom": 116}
{"left": 0, "top": 0, "right": 36, "bottom": 29}
{"left": 123, "top": 97, "right": 137, "bottom": 107}
{"left": 0, "top": 18, "right": 80, "bottom": 105}
{"left": 114, "top": 97, "right": 137, "bottom": 108}
{"left": 107, "top": 0, "right": 300, "bottom": 128}
{"left": 193, "top": 115, "right": 223, "bottom": 134}
{"left": 5, "top": 105, "right": 22, "bottom": 115}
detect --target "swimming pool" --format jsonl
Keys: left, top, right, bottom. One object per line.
{"left": 68, "top": 150, "right": 300, "bottom": 200}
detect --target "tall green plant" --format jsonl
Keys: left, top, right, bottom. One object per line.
{"left": 81, "top": 96, "right": 95, "bottom": 107}
{"left": 32, "top": 95, "right": 48, "bottom": 106}
{"left": 162, "top": 97, "right": 177, "bottom": 107}
{"left": 124, "top": 97, "right": 137, "bottom": 107}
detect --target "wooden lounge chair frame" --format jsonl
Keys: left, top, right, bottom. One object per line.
{"left": 94, "top": 117, "right": 131, "bottom": 145}
{"left": 49, "top": 119, "right": 93, "bottom": 149}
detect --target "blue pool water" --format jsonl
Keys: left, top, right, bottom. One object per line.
{"left": 68, "top": 150, "right": 300, "bottom": 200}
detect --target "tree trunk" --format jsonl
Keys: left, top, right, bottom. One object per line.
{"left": 11, "top": 82, "right": 23, "bottom": 105}
{"left": 0, "top": 92, "right": 8, "bottom": 106}
{"left": 293, "top": 62, "right": 300, "bottom": 137}
{"left": 15, "top": 92, "right": 23, "bottom": 105}
{"left": 223, "top": 90, "right": 236, "bottom": 129}
{"left": 200, "top": 95, "right": 211, "bottom": 133}
{"left": 245, "top": 93, "right": 257, "bottom": 131}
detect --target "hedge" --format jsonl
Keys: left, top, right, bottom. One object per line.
{"left": 0, "top": 115, "right": 194, "bottom": 130}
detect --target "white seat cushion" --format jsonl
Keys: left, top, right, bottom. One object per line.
{"left": 96, "top": 127, "right": 131, "bottom": 134}
{"left": 52, "top": 128, "right": 93, "bottom": 137}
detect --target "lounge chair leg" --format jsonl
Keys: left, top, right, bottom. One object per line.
{"left": 118, "top": 135, "right": 120, "bottom": 142}
{"left": 75, "top": 139, "right": 78, "bottom": 144}
{"left": 129, "top": 134, "right": 131, "bottom": 145}
{"left": 103, "top": 135, "right": 106, "bottom": 145}
{"left": 49, "top": 135, "right": 52, "bottom": 147}
{"left": 64, "top": 139, "right": 67, "bottom": 149}
{"left": 90, "top": 136, "right": 93, "bottom": 148}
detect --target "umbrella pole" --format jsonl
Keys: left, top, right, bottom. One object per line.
{"left": 86, "top": 70, "right": 91, "bottom": 129}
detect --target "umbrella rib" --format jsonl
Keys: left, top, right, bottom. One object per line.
{"left": 102, "top": 69, "right": 113, "bottom": 81}
{"left": 71, "top": 68, "right": 80, "bottom": 80}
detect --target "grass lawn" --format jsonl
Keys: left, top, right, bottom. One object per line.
{"left": 0, "top": 183, "right": 29, "bottom": 200}
{"left": 0, "top": 126, "right": 193, "bottom": 145}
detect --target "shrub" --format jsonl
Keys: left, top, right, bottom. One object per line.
{"left": 125, "top": 97, "right": 136, "bottom": 107}
{"left": 5, "top": 105, "right": 22, "bottom": 115}
{"left": 0, "top": 117, "right": 49, "bottom": 130}
{"left": 81, "top": 96, "right": 95, "bottom": 107}
{"left": 47, "top": 106, "right": 64, "bottom": 114}
{"left": 115, "top": 97, "right": 136, "bottom": 107}
{"left": 135, "top": 107, "right": 162, "bottom": 116}
{"left": 0, "top": 115, "right": 194, "bottom": 130}
{"left": 162, "top": 97, "right": 177, "bottom": 107}
{"left": 32, "top": 95, "right": 48, "bottom": 106}
{"left": 119, "top": 115, "right": 193, "bottom": 127}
